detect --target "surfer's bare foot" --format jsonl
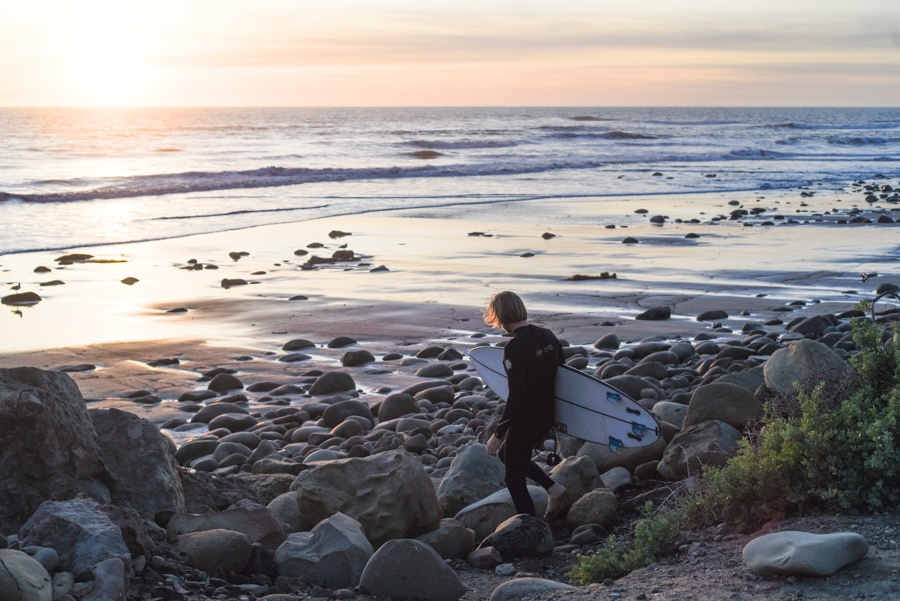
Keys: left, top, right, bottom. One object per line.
{"left": 544, "top": 483, "right": 567, "bottom": 519}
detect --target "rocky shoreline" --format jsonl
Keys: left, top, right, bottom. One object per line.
{"left": 2, "top": 290, "right": 899, "bottom": 601}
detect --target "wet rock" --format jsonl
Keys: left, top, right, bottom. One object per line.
{"left": 635, "top": 306, "right": 672, "bottom": 321}
{"left": 207, "top": 373, "right": 244, "bottom": 393}
{"left": 1, "top": 291, "right": 42, "bottom": 305}
{"left": 309, "top": 372, "right": 356, "bottom": 395}
{"left": 341, "top": 350, "right": 375, "bottom": 367}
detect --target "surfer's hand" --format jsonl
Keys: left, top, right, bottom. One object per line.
{"left": 485, "top": 434, "right": 502, "bottom": 456}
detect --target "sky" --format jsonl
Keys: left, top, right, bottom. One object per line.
{"left": 2, "top": 0, "right": 899, "bottom": 107}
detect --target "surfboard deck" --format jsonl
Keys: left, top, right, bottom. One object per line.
{"left": 469, "top": 345, "right": 660, "bottom": 449}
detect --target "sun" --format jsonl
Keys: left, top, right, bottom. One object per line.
{"left": 63, "top": 19, "right": 154, "bottom": 106}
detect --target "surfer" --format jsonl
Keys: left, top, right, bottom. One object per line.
{"left": 483, "top": 291, "right": 568, "bottom": 519}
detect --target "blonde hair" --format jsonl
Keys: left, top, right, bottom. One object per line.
{"left": 483, "top": 291, "right": 528, "bottom": 330}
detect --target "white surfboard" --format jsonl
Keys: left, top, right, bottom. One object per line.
{"left": 469, "top": 345, "right": 661, "bottom": 450}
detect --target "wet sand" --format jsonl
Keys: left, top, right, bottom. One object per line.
{"left": 1, "top": 185, "right": 897, "bottom": 435}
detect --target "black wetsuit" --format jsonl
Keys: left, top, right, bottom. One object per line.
{"left": 495, "top": 324, "right": 563, "bottom": 515}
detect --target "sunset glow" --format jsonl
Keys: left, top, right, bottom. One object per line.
{"left": 2, "top": 0, "right": 898, "bottom": 107}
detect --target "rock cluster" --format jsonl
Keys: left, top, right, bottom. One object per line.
{"left": 1, "top": 302, "right": 890, "bottom": 599}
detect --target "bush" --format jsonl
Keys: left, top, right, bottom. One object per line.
{"left": 570, "top": 502, "right": 682, "bottom": 584}
{"left": 572, "top": 316, "right": 900, "bottom": 583}
{"left": 688, "top": 316, "right": 900, "bottom": 528}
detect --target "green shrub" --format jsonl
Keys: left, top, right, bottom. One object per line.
{"left": 688, "top": 316, "right": 900, "bottom": 528}
{"left": 570, "top": 502, "right": 682, "bottom": 584}
{"left": 571, "top": 316, "right": 900, "bottom": 584}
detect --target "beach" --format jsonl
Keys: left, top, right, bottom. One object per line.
{"left": 2, "top": 183, "right": 897, "bottom": 432}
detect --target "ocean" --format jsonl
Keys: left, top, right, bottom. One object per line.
{"left": 1, "top": 106, "right": 899, "bottom": 255}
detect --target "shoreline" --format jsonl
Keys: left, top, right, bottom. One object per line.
{"left": 1, "top": 184, "right": 897, "bottom": 413}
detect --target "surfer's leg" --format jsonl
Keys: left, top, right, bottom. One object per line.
{"left": 500, "top": 430, "right": 537, "bottom": 516}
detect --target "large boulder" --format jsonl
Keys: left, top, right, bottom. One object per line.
{"left": 377, "top": 393, "right": 419, "bottom": 422}
{"left": 743, "top": 531, "right": 869, "bottom": 577}
{"left": 290, "top": 449, "right": 442, "bottom": 547}
{"left": 546, "top": 456, "right": 602, "bottom": 515}
{"left": 682, "top": 382, "right": 763, "bottom": 429}
{"left": 576, "top": 437, "right": 667, "bottom": 474}
{"left": 166, "top": 504, "right": 286, "bottom": 552}
{"left": 274, "top": 512, "right": 373, "bottom": 588}
{"left": 478, "top": 514, "right": 554, "bottom": 559}
{"left": 763, "top": 339, "right": 855, "bottom": 397}
{"left": 657, "top": 420, "right": 743, "bottom": 480}
{"left": 0, "top": 549, "right": 52, "bottom": 601}
{"left": 89, "top": 408, "right": 185, "bottom": 515}
{"left": 0, "top": 367, "right": 114, "bottom": 533}
{"left": 18, "top": 497, "right": 130, "bottom": 576}
{"left": 359, "top": 539, "right": 467, "bottom": 601}
{"left": 435, "top": 443, "right": 505, "bottom": 517}
{"left": 454, "top": 486, "right": 547, "bottom": 542}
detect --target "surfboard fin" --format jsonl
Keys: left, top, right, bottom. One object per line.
{"left": 608, "top": 436, "right": 624, "bottom": 452}
{"left": 606, "top": 391, "right": 621, "bottom": 403}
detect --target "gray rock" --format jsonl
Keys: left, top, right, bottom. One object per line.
{"left": 467, "top": 546, "right": 503, "bottom": 569}
{"left": 359, "top": 539, "right": 467, "bottom": 601}
{"left": 166, "top": 505, "right": 286, "bottom": 552}
{"left": 599, "top": 466, "right": 632, "bottom": 494}
{"left": 716, "top": 364, "right": 766, "bottom": 393}
{"left": 414, "top": 518, "right": 475, "bottom": 560}
{"left": 635, "top": 306, "right": 672, "bottom": 320}
{"left": 547, "top": 456, "right": 601, "bottom": 515}
{"left": 309, "top": 372, "right": 356, "bottom": 396}
{"left": 0, "top": 549, "right": 52, "bottom": 601}
{"left": 479, "top": 514, "right": 554, "bottom": 559}
{"left": 416, "top": 364, "right": 455, "bottom": 378}
{"left": 566, "top": 489, "right": 618, "bottom": 530}
{"left": 89, "top": 408, "right": 185, "bottom": 515}
{"left": 291, "top": 449, "right": 442, "bottom": 547}
{"left": 18, "top": 497, "right": 130, "bottom": 576}
{"left": 208, "top": 413, "right": 259, "bottom": 432}
{"left": 174, "top": 529, "right": 252, "bottom": 573}
{"left": 267, "top": 492, "right": 310, "bottom": 534}
{"left": 274, "top": 512, "right": 373, "bottom": 588}
{"left": 652, "top": 401, "right": 687, "bottom": 429}
{"left": 435, "top": 443, "right": 506, "bottom": 517}
{"left": 743, "top": 531, "right": 868, "bottom": 576}
{"left": 322, "top": 400, "right": 373, "bottom": 429}
{"left": 576, "top": 437, "right": 667, "bottom": 474}
{"left": 207, "top": 373, "right": 244, "bottom": 393}
{"left": 570, "top": 523, "right": 606, "bottom": 545}
{"left": 593, "top": 334, "right": 620, "bottom": 350}
{"left": 454, "top": 486, "right": 547, "bottom": 542}
{"left": 81, "top": 558, "right": 126, "bottom": 601}
{"left": 190, "top": 402, "right": 249, "bottom": 424}
{"left": 657, "top": 420, "right": 743, "bottom": 480}
{"left": 683, "top": 382, "right": 763, "bottom": 429}
{"left": 489, "top": 577, "right": 575, "bottom": 601}
{"left": 763, "top": 339, "right": 855, "bottom": 397}
{"left": 0, "top": 368, "right": 113, "bottom": 533}
{"left": 377, "top": 393, "right": 419, "bottom": 422}
{"left": 341, "top": 350, "right": 375, "bottom": 367}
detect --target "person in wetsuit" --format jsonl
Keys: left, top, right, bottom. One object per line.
{"left": 483, "top": 291, "right": 567, "bottom": 519}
